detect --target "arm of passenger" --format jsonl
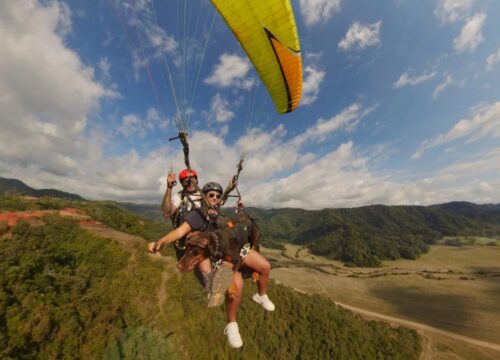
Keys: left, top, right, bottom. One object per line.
{"left": 148, "top": 222, "right": 192, "bottom": 253}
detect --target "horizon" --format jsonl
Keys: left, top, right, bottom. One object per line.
{"left": 1, "top": 1, "right": 499, "bottom": 209}
{"left": 3, "top": 175, "right": 499, "bottom": 211}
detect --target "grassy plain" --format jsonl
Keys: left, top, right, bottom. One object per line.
{"left": 440, "top": 236, "right": 500, "bottom": 246}
{"left": 263, "top": 243, "right": 500, "bottom": 359}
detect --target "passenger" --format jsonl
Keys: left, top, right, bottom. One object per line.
{"left": 149, "top": 181, "right": 275, "bottom": 348}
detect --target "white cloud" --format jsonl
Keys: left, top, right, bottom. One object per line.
{"left": 486, "top": 48, "right": 500, "bottom": 71}
{"left": 63, "top": 103, "right": 374, "bottom": 203}
{"left": 434, "top": 0, "right": 477, "bottom": 24}
{"left": 453, "top": 12, "right": 486, "bottom": 53}
{"left": 17, "top": 129, "right": 494, "bottom": 208}
{"left": 412, "top": 101, "right": 500, "bottom": 159}
{"left": 118, "top": 114, "right": 142, "bottom": 138}
{"left": 98, "top": 57, "right": 112, "bottom": 82}
{"left": 432, "top": 74, "right": 454, "bottom": 100}
{"left": 118, "top": 0, "right": 177, "bottom": 78}
{"left": 393, "top": 69, "right": 436, "bottom": 89}
{"left": 245, "top": 143, "right": 500, "bottom": 209}
{"left": 305, "top": 52, "right": 323, "bottom": 62}
{"left": 0, "top": 1, "right": 115, "bottom": 175}
{"left": 205, "top": 93, "right": 235, "bottom": 124}
{"left": 118, "top": 108, "right": 167, "bottom": 138}
{"left": 299, "top": 0, "right": 341, "bottom": 26}
{"left": 55, "top": 1, "right": 72, "bottom": 37}
{"left": 338, "top": 21, "right": 382, "bottom": 51}
{"left": 301, "top": 66, "right": 325, "bottom": 105}
{"left": 204, "top": 53, "right": 255, "bottom": 89}
{"left": 120, "top": 0, "right": 177, "bottom": 56}
{"left": 146, "top": 24, "right": 177, "bottom": 57}
{"left": 292, "top": 103, "right": 376, "bottom": 146}
{"left": 192, "top": 103, "right": 375, "bottom": 191}
{"left": 0, "top": 1, "right": 178, "bottom": 204}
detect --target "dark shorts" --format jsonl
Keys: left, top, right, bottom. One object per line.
{"left": 174, "top": 243, "right": 185, "bottom": 261}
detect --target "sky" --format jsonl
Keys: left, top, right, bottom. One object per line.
{"left": 1, "top": 0, "right": 499, "bottom": 209}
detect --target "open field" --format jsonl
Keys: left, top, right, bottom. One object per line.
{"left": 263, "top": 243, "right": 500, "bottom": 359}
{"left": 440, "top": 236, "right": 500, "bottom": 246}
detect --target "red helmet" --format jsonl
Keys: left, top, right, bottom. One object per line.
{"left": 179, "top": 168, "right": 198, "bottom": 181}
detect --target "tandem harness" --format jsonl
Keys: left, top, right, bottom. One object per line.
{"left": 171, "top": 190, "right": 202, "bottom": 252}
{"left": 205, "top": 212, "right": 257, "bottom": 271}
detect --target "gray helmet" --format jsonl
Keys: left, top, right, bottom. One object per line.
{"left": 202, "top": 182, "right": 223, "bottom": 194}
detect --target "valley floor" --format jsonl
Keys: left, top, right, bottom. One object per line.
{"left": 264, "top": 244, "right": 500, "bottom": 360}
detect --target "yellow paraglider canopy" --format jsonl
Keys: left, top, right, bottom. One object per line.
{"left": 211, "top": 0, "right": 303, "bottom": 114}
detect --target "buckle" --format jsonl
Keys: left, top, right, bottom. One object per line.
{"left": 174, "top": 240, "right": 186, "bottom": 250}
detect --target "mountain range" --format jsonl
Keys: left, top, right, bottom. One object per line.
{"left": 2, "top": 176, "right": 498, "bottom": 266}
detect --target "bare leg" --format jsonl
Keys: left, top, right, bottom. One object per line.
{"left": 226, "top": 271, "right": 243, "bottom": 323}
{"left": 198, "top": 258, "right": 211, "bottom": 273}
{"left": 195, "top": 258, "right": 212, "bottom": 291}
{"left": 242, "top": 251, "right": 271, "bottom": 296}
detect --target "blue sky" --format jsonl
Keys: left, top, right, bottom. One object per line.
{"left": 1, "top": 0, "right": 499, "bottom": 209}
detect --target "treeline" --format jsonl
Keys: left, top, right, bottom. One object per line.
{"left": 0, "top": 209, "right": 421, "bottom": 359}
{"left": 244, "top": 202, "right": 500, "bottom": 266}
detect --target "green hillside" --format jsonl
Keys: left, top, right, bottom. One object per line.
{"left": 0, "top": 196, "right": 421, "bottom": 359}
{"left": 0, "top": 177, "right": 84, "bottom": 201}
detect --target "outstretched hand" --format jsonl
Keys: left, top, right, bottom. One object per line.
{"left": 148, "top": 241, "right": 160, "bottom": 253}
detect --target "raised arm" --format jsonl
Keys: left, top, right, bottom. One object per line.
{"left": 161, "top": 172, "right": 178, "bottom": 218}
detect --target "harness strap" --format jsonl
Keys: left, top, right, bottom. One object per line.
{"left": 210, "top": 231, "right": 222, "bottom": 262}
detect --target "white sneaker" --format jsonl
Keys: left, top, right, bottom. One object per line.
{"left": 224, "top": 322, "right": 243, "bottom": 348}
{"left": 252, "top": 293, "right": 275, "bottom": 311}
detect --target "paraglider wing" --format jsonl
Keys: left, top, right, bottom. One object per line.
{"left": 211, "top": 0, "right": 302, "bottom": 114}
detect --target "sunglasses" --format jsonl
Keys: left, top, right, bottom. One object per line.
{"left": 208, "top": 193, "right": 221, "bottom": 199}
{"left": 181, "top": 178, "right": 197, "bottom": 185}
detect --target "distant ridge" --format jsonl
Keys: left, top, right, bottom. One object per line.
{"left": 2, "top": 176, "right": 499, "bottom": 267}
{"left": 0, "top": 177, "right": 84, "bottom": 201}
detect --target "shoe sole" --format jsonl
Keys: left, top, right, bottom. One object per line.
{"left": 207, "top": 267, "right": 233, "bottom": 308}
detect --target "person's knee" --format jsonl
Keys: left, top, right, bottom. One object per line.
{"left": 233, "top": 273, "right": 243, "bottom": 293}
{"left": 260, "top": 260, "right": 271, "bottom": 275}
{"left": 198, "top": 259, "right": 211, "bottom": 273}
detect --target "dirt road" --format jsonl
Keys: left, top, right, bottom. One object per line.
{"left": 333, "top": 301, "right": 500, "bottom": 353}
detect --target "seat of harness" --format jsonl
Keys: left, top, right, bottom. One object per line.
{"left": 209, "top": 220, "right": 252, "bottom": 262}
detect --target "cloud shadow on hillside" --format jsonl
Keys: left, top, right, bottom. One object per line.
{"left": 468, "top": 265, "right": 500, "bottom": 307}
{"left": 370, "top": 285, "right": 473, "bottom": 335}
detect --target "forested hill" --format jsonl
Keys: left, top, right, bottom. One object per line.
{"left": 2, "top": 175, "right": 498, "bottom": 267}
{"left": 0, "top": 195, "right": 421, "bottom": 359}
{"left": 243, "top": 202, "right": 500, "bottom": 266}
{"left": 122, "top": 200, "right": 500, "bottom": 267}
{"left": 0, "top": 177, "right": 84, "bottom": 201}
